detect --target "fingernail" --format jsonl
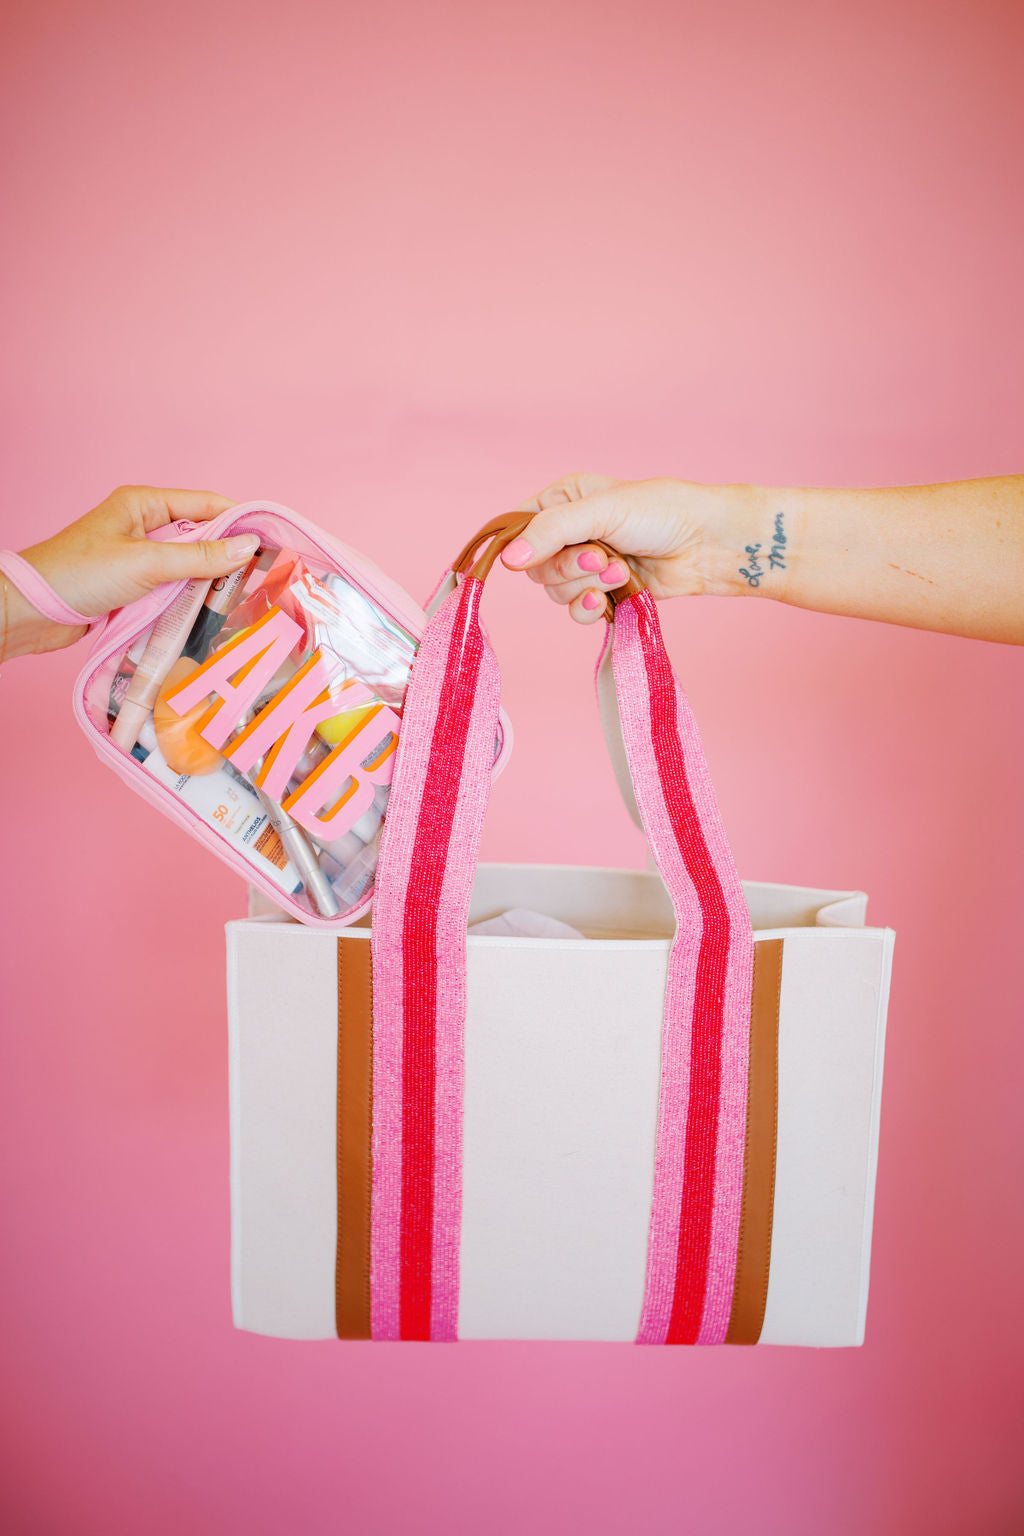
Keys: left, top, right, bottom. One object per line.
{"left": 502, "top": 538, "right": 534, "bottom": 567}
{"left": 581, "top": 590, "right": 601, "bottom": 611}
{"left": 601, "top": 562, "right": 627, "bottom": 586}
{"left": 226, "top": 535, "right": 260, "bottom": 558}
{"left": 577, "top": 550, "right": 603, "bottom": 572}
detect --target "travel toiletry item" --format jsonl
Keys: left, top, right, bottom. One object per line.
{"left": 252, "top": 786, "right": 340, "bottom": 918}
{"left": 181, "top": 555, "right": 261, "bottom": 663}
{"left": 136, "top": 729, "right": 305, "bottom": 899}
{"left": 109, "top": 577, "right": 212, "bottom": 751}
{"left": 108, "top": 631, "right": 149, "bottom": 719}
{"left": 151, "top": 657, "right": 227, "bottom": 776}
{"left": 70, "top": 501, "right": 513, "bottom": 928}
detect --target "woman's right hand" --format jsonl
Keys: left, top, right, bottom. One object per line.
{"left": 504, "top": 470, "right": 1024, "bottom": 644}
{"left": 501, "top": 473, "right": 755, "bottom": 624}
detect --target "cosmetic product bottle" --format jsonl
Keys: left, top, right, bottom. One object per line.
{"left": 314, "top": 783, "right": 390, "bottom": 906}
{"left": 252, "top": 788, "right": 340, "bottom": 917}
{"left": 110, "top": 578, "right": 212, "bottom": 752}
{"left": 141, "top": 740, "right": 304, "bottom": 896}
{"left": 222, "top": 547, "right": 304, "bottom": 635}
{"left": 328, "top": 826, "right": 382, "bottom": 909}
{"left": 303, "top": 783, "right": 388, "bottom": 865}
{"left": 292, "top": 737, "right": 330, "bottom": 784}
{"left": 108, "top": 630, "right": 151, "bottom": 720}
{"left": 181, "top": 553, "right": 260, "bottom": 663}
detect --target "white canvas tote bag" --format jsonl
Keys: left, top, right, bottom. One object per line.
{"left": 227, "top": 515, "right": 894, "bottom": 1347}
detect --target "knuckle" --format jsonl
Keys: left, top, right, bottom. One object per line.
{"left": 537, "top": 483, "right": 568, "bottom": 508}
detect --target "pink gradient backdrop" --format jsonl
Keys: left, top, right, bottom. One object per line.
{"left": 1, "top": 1, "right": 1022, "bottom": 1531}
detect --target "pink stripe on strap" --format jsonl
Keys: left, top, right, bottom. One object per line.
{"left": 613, "top": 592, "right": 752, "bottom": 1345}
{"left": 0, "top": 551, "right": 94, "bottom": 627}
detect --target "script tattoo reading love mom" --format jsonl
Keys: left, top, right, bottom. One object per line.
{"left": 739, "top": 512, "right": 787, "bottom": 588}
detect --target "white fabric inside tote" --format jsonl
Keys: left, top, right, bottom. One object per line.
{"left": 229, "top": 865, "right": 892, "bottom": 1346}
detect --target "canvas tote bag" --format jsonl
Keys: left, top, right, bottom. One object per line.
{"left": 227, "top": 514, "right": 894, "bottom": 1346}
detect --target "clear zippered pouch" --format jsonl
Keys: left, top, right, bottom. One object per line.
{"left": 72, "top": 501, "right": 512, "bottom": 928}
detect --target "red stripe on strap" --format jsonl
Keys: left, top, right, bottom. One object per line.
{"left": 399, "top": 578, "right": 484, "bottom": 1340}
{"left": 635, "top": 594, "right": 732, "bottom": 1345}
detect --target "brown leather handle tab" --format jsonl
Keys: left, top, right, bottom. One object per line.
{"left": 452, "top": 513, "right": 534, "bottom": 581}
{"left": 451, "top": 512, "right": 644, "bottom": 614}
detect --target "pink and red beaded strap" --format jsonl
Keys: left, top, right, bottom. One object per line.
{"left": 608, "top": 595, "right": 753, "bottom": 1343}
{"left": 0, "top": 550, "right": 96, "bottom": 628}
{"left": 370, "top": 575, "right": 499, "bottom": 1339}
{"left": 369, "top": 550, "right": 755, "bottom": 1343}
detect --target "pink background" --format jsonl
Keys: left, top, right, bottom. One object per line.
{"left": 2, "top": 1, "right": 1022, "bottom": 1531}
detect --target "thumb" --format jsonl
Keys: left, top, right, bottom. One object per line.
{"left": 501, "top": 494, "right": 622, "bottom": 570}
{"left": 140, "top": 533, "right": 260, "bottom": 588}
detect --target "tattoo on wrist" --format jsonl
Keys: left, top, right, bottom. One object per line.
{"left": 739, "top": 512, "right": 787, "bottom": 588}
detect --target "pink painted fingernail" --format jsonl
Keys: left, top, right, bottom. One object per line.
{"left": 502, "top": 538, "right": 534, "bottom": 567}
{"left": 577, "top": 550, "right": 603, "bottom": 572}
{"left": 581, "top": 590, "right": 601, "bottom": 611}
{"left": 601, "top": 562, "right": 627, "bottom": 586}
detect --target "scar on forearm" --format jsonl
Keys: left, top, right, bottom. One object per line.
{"left": 739, "top": 512, "right": 787, "bottom": 587}
{"left": 888, "top": 563, "right": 936, "bottom": 585}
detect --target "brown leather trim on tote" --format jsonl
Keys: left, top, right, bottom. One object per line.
{"left": 726, "top": 937, "right": 784, "bottom": 1345}
{"left": 336, "top": 935, "right": 374, "bottom": 1339}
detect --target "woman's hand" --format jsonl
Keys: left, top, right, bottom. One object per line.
{"left": 6, "top": 485, "right": 258, "bottom": 656}
{"left": 501, "top": 473, "right": 754, "bottom": 625}
{"left": 502, "top": 471, "right": 1024, "bottom": 644}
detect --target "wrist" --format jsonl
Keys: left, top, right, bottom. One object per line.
{"left": 700, "top": 483, "right": 797, "bottom": 601}
{"left": 1, "top": 550, "right": 88, "bottom": 658}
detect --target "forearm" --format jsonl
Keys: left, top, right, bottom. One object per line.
{"left": 715, "top": 477, "right": 1024, "bottom": 643}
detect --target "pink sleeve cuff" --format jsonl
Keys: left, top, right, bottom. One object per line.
{"left": 0, "top": 550, "right": 96, "bottom": 627}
